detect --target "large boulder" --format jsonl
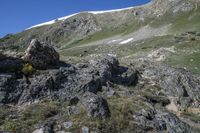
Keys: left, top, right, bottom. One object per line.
{"left": 23, "top": 39, "right": 59, "bottom": 69}
{"left": 89, "top": 55, "right": 119, "bottom": 84}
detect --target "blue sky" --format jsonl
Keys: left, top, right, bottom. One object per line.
{"left": 0, "top": 0, "right": 150, "bottom": 37}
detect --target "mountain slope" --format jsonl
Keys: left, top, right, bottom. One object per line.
{"left": 0, "top": 0, "right": 199, "bottom": 51}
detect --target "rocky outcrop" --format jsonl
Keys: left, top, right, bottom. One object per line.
{"left": 133, "top": 108, "right": 193, "bottom": 133}
{"left": 0, "top": 54, "right": 137, "bottom": 118}
{"left": 1, "top": 53, "right": 199, "bottom": 132}
{"left": 23, "top": 39, "right": 59, "bottom": 69}
{"left": 132, "top": 59, "right": 200, "bottom": 109}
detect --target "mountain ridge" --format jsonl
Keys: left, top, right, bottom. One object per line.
{"left": 1, "top": 0, "right": 199, "bottom": 52}
{"left": 26, "top": 1, "right": 153, "bottom": 30}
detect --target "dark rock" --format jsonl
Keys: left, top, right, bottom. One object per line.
{"left": 69, "top": 97, "right": 79, "bottom": 105}
{"left": 0, "top": 53, "right": 6, "bottom": 60}
{"left": 144, "top": 95, "right": 170, "bottom": 106}
{"left": 89, "top": 55, "right": 119, "bottom": 84}
{"left": 133, "top": 109, "right": 193, "bottom": 133}
{"left": 112, "top": 67, "right": 138, "bottom": 86}
{"left": 18, "top": 73, "right": 56, "bottom": 104}
{"left": 0, "top": 73, "right": 25, "bottom": 104}
{"left": 23, "top": 39, "right": 59, "bottom": 69}
{"left": 0, "top": 55, "right": 24, "bottom": 73}
{"left": 120, "top": 69, "right": 138, "bottom": 86}
{"left": 81, "top": 92, "right": 110, "bottom": 117}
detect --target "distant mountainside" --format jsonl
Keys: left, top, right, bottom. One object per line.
{"left": 0, "top": 0, "right": 199, "bottom": 51}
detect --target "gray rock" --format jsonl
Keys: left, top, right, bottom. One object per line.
{"left": 0, "top": 53, "right": 6, "bottom": 60}
{"left": 23, "top": 39, "right": 59, "bottom": 69}
{"left": 81, "top": 92, "right": 110, "bottom": 117}
{"left": 18, "top": 72, "right": 56, "bottom": 104}
{"left": 89, "top": 55, "right": 119, "bottom": 84}
{"left": 56, "top": 131, "right": 72, "bottom": 133}
{"left": 63, "top": 121, "right": 73, "bottom": 129}
{"left": 133, "top": 109, "right": 193, "bottom": 133}
{"left": 32, "top": 129, "right": 44, "bottom": 133}
{"left": 106, "top": 88, "right": 115, "bottom": 97}
{"left": 133, "top": 59, "right": 200, "bottom": 108}
{"left": 81, "top": 126, "right": 90, "bottom": 133}
{"left": 67, "top": 106, "right": 80, "bottom": 116}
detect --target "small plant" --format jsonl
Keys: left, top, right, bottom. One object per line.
{"left": 190, "top": 37, "right": 196, "bottom": 41}
{"left": 3, "top": 119, "right": 22, "bottom": 132}
{"left": 21, "top": 63, "right": 34, "bottom": 75}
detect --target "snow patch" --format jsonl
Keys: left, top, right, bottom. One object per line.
{"left": 89, "top": 6, "right": 134, "bottom": 14}
{"left": 26, "top": 13, "right": 78, "bottom": 30}
{"left": 107, "top": 39, "right": 122, "bottom": 44}
{"left": 107, "top": 54, "right": 117, "bottom": 57}
{"left": 119, "top": 38, "right": 134, "bottom": 44}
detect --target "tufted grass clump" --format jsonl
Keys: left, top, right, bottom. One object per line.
{"left": 2, "top": 100, "right": 60, "bottom": 132}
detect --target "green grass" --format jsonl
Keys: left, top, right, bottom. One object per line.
{"left": 166, "top": 52, "right": 200, "bottom": 74}
{"left": 66, "top": 96, "right": 146, "bottom": 133}
{"left": 0, "top": 107, "right": 10, "bottom": 125}
{"left": 2, "top": 100, "right": 60, "bottom": 132}
{"left": 60, "top": 35, "right": 175, "bottom": 58}
{"left": 165, "top": 38, "right": 200, "bottom": 74}
{"left": 60, "top": 22, "right": 143, "bottom": 50}
{"left": 181, "top": 112, "right": 200, "bottom": 123}
{"left": 171, "top": 7, "right": 200, "bottom": 33}
{"left": 149, "top": 7, "right": 200, "bottom": 33}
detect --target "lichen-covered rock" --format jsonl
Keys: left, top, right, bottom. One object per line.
{"left": 0, "top": 55, "right": 137, "bottom": 119}
{"left": 81, "top": 92, "right": 110, "bottom": 117}
{"left": 23, "top": 39, "right": 59, "bottom": 69}
{"left": 133, "top": 59, "right": 200, "bottom": 109}
{"left": 133, "top": 109, "right": 193, "bottom": 133}
{"left": 89, "top": 55, "right": 119, "bottom": 84}
{"left": 0, "top": 73, "right": 26, "bottom": 104}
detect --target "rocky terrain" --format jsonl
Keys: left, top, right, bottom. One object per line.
{"left": 0, "top": 0, "right": 200, "bottom": 133}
